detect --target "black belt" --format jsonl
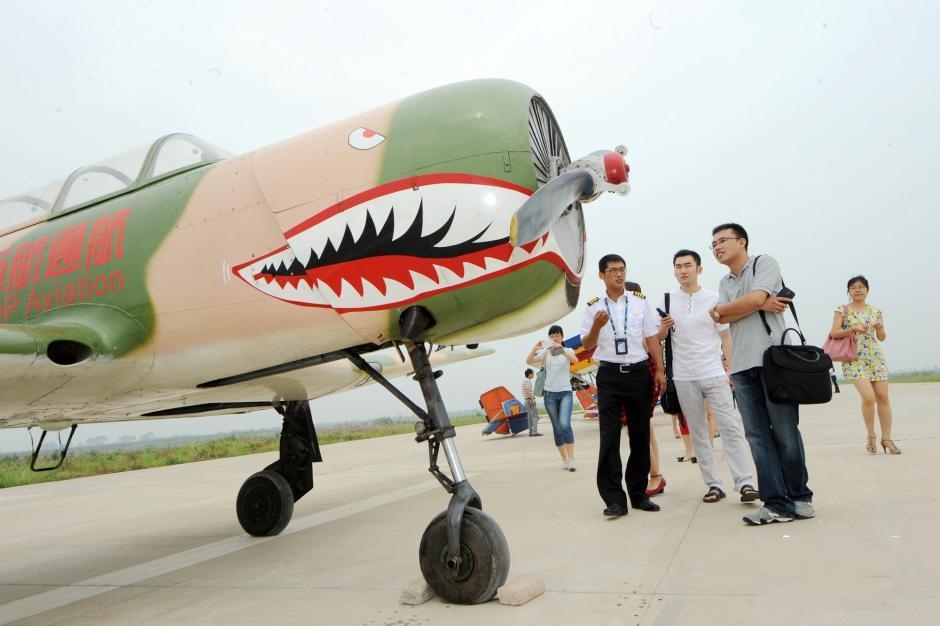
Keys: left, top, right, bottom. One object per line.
{"left": 598, "top": 360, "right": 649, "bottom": 374}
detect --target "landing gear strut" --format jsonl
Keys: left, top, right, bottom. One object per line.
{"left": 344, "top": 306, "right": 510, "bottom": 604}
{"left": 236, "top": 400, "right": 322, "bottom": 537}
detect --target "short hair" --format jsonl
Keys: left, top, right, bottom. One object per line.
{"left": 548, "top": 324, "right": 564, "bottom": 336}
{"left": 598, "top": 254, "right": 625, "bottom": 273}
{"left": 847, "top": 275, "right": 869, "bottom": 291}
{"left": 673, "top": 249, "right": 701, "bottom": 266}
{"left": 625, "top": 281, "right": 642, "bottom": 292}
{"left": 712, "top": 222, "right": 749, "bottom": 250}
{"left": 524, "top": 368, "right": 534, "bottom": 377}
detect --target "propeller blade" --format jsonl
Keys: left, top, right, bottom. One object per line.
{"left": 509, "top": 169, "right": 595, "bottom": 246}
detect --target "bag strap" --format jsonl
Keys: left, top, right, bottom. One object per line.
{"left": 753, "top": 255, "right": 806, "bottom": 345}
{"left": 663, "top": 292, "right": 673, "bottom": 380}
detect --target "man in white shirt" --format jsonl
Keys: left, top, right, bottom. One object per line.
{"left": 581, "top": 254, "right": 665, "bottom": 517}
{"left": 657, "top": 249, "right": 758, "bottom": 505}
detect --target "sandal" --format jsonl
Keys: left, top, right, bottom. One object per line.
{"left": 739, "top": 484, "right": 759, "bottom": 503}
{"left": 703, "top": 486, "right": 726, "bottom": 503}
{"left": 676, "top": 455, "right": 697, "bottom": 463}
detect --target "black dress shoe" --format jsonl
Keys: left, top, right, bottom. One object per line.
{"left": 631, "top": 498, "right": 661, "bottom": 512}
{"left": 603, "top": 504, "right": 628, "bottom": 517}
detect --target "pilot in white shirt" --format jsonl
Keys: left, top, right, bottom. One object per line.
{"left": 580, "top": 254, "right": 665, "bottom": 517}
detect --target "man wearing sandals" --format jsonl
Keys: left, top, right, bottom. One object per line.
{"left": 708, "top": 224, "right": 814, "bottom": 525}
{"left": 657, "top": 249, "right": 758, "bottom": 506}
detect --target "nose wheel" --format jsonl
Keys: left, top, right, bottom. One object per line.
{"left": 342, "top": 306, "right": 512, "bottom": 604}
{"left": 419, "top": 507, "right": 509, "bottom": 605}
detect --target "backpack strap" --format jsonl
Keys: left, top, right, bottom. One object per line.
{"left": 663, "top": 292, "right": 673, "bottom": 379}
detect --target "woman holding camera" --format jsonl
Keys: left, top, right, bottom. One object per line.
{"left": 528, "top": 325, "right": 579, "bottom": 470}
{"left": 830, "top": 275, "right": 899, "bottom": 455}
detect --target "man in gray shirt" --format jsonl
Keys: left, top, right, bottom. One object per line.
{"left": 707, "top": 223, "right": 813, "bottom": 526}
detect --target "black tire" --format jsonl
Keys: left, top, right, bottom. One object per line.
{"left": 419, "top": 507, "right": 510, "bottom": 604}
{"left": 236, "top": 470, "right": 294, "bottom": 536}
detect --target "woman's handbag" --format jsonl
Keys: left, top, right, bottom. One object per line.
{"left": 822, "top": 306, "right": 858, "bottom": 362}
{"left": 822, "top": 333, "right": 857, "bottom": 362}
{"left": 658, "top": 292, "right": 682, "bottom": 415}
{"left": 534, "top": 368, "right": 546, "bottom": 397}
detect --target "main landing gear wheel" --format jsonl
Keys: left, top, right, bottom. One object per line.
{"left": 419, "top": 507, "right": 510, "bottom": 604}
{"left": 236, "top": 470, "right": 294, "bottom": 537}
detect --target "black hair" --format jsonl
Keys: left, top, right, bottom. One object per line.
{"left": 548, "top": 324, "right": 564, "bottom": 336}
{"left": 598, "top": 253, "right": 625, "bottom": 273}
{"left": 524, "top": 368, "right": 534, "bottom": 377}
{"left": 712, "top": 223, "right": 749, "bottom": 250}
{"left": 673, "top": 249, "right": 701, "bottom": 266}
{"left": 847, "top": 275, "right": 869, "bottom": 291}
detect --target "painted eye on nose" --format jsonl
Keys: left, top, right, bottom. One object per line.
{"left": 348, "top": 127, "right": 387, "bottom": 150}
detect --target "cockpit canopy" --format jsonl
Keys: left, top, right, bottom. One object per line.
{"left": 0, "top": 134, "right": 231, "bottom": 231}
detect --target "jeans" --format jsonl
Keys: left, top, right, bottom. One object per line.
{"left": 731, "top": 367, "right": 813, "bottom": 516}
{"left": 543, "top": 390, "right": 574, "bottom": 447}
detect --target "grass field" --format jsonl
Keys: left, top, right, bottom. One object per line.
{"left": 0, "top": 414, "right": 486, "bottom": 489}
{"left": 888, "top": 373, "right": 940, "bottom": 383}
{"left": 3, "top": 372, "right": 936, "bottom": 489}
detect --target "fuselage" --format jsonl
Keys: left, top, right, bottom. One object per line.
{"left": 0, "top": 79, "right": 586, "bottom": 427}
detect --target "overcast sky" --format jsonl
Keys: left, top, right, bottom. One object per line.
{"left": 1, "top": 1, "right": 938, "bottom": 452}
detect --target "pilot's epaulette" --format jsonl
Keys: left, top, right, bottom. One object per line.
{"left": 631, "top": 290, "right": 645, "bottom": 299}
{"left": 586, "top": 296, "right": 599, "bottom": 306}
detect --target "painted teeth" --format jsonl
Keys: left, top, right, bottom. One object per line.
{"left": 234, "top": 181, "right": 570, "bottom": 309}
{"left": 243, "top": 239, "right": 556, "bottom": 309}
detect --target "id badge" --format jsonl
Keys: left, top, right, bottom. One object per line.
{"left": 615, "top": 338, "right": 628, "bottom": 355}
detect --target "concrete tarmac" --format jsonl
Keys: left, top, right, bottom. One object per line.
{"left": 1, "top": 383, "right": 938, "bottom": 625}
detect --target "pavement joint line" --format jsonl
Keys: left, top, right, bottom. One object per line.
{"left": 0, "top": 478, "right": 444, "bottom": 625}
{"left": 638, "top": 495, "right": 702, "bottom": 621}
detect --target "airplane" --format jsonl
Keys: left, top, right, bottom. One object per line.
{"left": 0, "top": 78, "right": 630, "bottom": 604}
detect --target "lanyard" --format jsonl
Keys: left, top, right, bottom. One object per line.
{"left": 603, "top": 296, "right": 630, "bottom": 338}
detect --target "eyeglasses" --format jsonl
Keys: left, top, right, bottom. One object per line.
{"left": 604, "top": 267, "right": 626, "bottom": 275}
{"left": 710, "top": 236, "right": 741, "bottom": 249}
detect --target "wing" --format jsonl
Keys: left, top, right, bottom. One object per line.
{"left": 0, "top": 340, "right": 493, "bottom": 429}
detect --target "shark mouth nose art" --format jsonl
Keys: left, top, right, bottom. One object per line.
{"left": 232, "top": 175, "right": 575, "bottom": 312}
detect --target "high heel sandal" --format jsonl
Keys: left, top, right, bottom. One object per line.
{"left": 881, "top": 439, "right": 901, "bottom": 455}
{"left": 865, "top": 435, "right": 877, "bottom": 455}
{"left": 645, "top": 474, "right": 666, "bottom": 496}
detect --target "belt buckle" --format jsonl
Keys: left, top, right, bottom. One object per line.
{"left": 618, "top": 363, "right": 630, "bottom": 374}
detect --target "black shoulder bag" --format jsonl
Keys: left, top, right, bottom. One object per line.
{"left": 659, "top": 293, "right": 682, "bottom": 414}
{"left": 753, "top": 256, "right": 834, "bottom": 405}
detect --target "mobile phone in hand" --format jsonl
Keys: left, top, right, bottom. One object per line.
{"left": 776, "top": 287, "right": 795, "bottom": 299}
{"left": 656, "top": 308, "right": 668, "bottom": 318}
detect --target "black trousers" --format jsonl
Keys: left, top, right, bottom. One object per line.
{"left": 595, "top": 366, "right": 652, "bottom": 507}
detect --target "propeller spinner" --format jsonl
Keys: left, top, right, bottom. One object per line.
{"left": 510, "top": 146, "right": 630, "bottom": 247}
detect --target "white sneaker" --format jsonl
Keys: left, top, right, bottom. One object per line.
{"left": 794, "top": 501, "right": 815, "bottom": 519}
{"left": 743, "top": 506, "right": 793, "bottom": 526}
{"left": 568, "top": 460, "right": 576, "bottom": 472}
{"left": 562, "top": 459, "right": 570, "bottom": 470}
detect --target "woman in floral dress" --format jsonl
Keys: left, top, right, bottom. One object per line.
{"left": 829, "top": 276, "right": 900, "bottom": 454}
